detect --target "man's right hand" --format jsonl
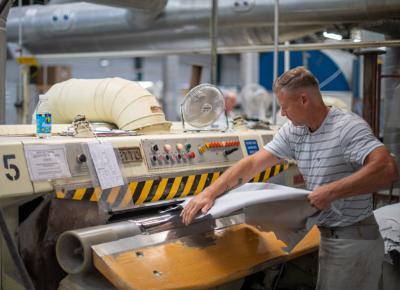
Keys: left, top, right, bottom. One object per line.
{"left": 180, "top": 191, "right": 215, "bottom": 225}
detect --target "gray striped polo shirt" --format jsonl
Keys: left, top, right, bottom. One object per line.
{"left": 264, "top": 107, "right": 383, "bottom": 227}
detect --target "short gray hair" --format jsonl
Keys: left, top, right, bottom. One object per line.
{"left": 273, "top": 66, "right": 319, "bottom": 93}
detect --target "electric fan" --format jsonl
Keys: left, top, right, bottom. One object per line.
{"left": 181, "top": 84, "right": 226, "bottom": 130}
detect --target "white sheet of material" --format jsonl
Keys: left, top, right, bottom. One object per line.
{"left": 183, "top": 183, "right": 319, "bottom": 250}
{"left": 374, "top": 203, "right": 400, "bottom": 257}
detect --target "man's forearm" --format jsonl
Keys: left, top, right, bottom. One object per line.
{"left": 324, "top": 150, "right": 399, "bottom": 201}
{"left": 203, "top": 157, "right": 255, "bottom": 199}
{"left": 204, "top": 151, "right": 280, "bottom": 200}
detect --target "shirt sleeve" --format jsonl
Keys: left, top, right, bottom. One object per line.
{"left": 340, "top": 116, "right": 383, "bottom": 166}
{"left": 264, "top": 123, "right": 294, "bottom": 160}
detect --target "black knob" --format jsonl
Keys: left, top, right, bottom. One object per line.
{"left": 77, "top": 154, "right": 87, "bottom": 163}
{"left": 152, "top": 155, "right": 157, "bottom": 162}
{"left": 152, "top": 144, "right": 159, "bottom": 152}
{"left": 165, "top": 154, "right": 170, "bottom": 161}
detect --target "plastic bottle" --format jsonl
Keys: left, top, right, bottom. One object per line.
{"left": 35, "top": 94, "right": 52, "bottom": 138}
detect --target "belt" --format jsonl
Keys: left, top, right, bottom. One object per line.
{"left": 318, "top": 215, "right": 381, "bottom": 240}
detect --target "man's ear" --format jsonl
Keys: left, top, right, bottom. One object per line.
{"left": 300, "top": 93, "right": 307, "bottom": 105}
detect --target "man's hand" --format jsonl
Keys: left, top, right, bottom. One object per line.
{"left": 307, "top": 186, "right": 334, "bottom": 210}
{"left": 180, "top": 191, "right": 215, "bottom": 225}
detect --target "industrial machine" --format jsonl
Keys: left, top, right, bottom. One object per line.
{"left": 0, "top": 80, "right": 316, "bottom": 290}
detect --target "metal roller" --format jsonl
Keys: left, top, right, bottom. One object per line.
{"left": 56, "top": 221, "right": 142, "bottom": 274}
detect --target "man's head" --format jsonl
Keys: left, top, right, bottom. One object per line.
{"left": 273, "top": 67, "right": 325, "bottom": 127}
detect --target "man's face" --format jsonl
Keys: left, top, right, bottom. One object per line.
{"left": 277, "top": 88, "right": 307, "bottom": 126}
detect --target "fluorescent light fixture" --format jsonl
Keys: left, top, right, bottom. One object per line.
{"left": 323, "top": 32, "right": 343, "bottom": 41}
{"left": 353, "top": 38, "right": 361, "bottom": 42}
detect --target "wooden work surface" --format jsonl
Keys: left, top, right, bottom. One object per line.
{"left": 93, "top": 224, "right": 320, "bottom": 290}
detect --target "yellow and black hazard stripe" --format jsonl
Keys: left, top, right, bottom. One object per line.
{"left": 249, "top": 162, "right": 288, "bottom": 182}
{"left": 55, "top": 163, "right": 289, "bottom": 209}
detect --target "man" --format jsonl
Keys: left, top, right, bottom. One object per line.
{"left": 181, "top": 67, "right": 399, "bottom": 290}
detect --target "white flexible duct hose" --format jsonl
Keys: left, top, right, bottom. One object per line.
{"left": 45, "top": 77, "right": 171, "bottom": 132}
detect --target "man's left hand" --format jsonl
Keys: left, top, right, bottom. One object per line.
{"left": 307, "top": 186, "right": 334, "bottom": 210}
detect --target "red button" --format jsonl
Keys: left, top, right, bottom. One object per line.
{"left": 188, "top": 151, "right": 196, "bottom": 159}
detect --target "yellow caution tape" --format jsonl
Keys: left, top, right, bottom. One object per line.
{"left": 55, "top": 163, "right": 290, "bottom": 209}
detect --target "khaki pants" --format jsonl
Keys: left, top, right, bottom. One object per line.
{"left": 317, "top": 216, "right": 384, "bottom": 290}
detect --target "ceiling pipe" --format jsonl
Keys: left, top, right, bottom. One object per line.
{"left": 30, "top": 40, "right": 400, "bottom": 60}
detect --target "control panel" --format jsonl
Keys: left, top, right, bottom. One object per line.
{"left": 0, "top": 126, "right": 278, "bottom": 199}
{"left": 142, "top": 137, "right": 243, "bottom": 169}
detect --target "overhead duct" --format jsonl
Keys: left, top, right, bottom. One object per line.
{"left": 6, "top": 0, "right": 400, "bottom": 54}
{"left": 49, "top": 0, "right": 167, "bottom": 11}
{"left": 48, "top": 0, "right": 167, "bottom": 28}
{"left": 7, "top": 2, "right": 164, "bottom": 42}
{"left": 44, "top": 78, "right": 171, "bottom": 132}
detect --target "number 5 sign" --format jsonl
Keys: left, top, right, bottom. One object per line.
{"left": 3, "top": 154, "right": 20, "bottom": 181}
{"left": 0, "top": 144, "right": 33, "bottom": 198}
